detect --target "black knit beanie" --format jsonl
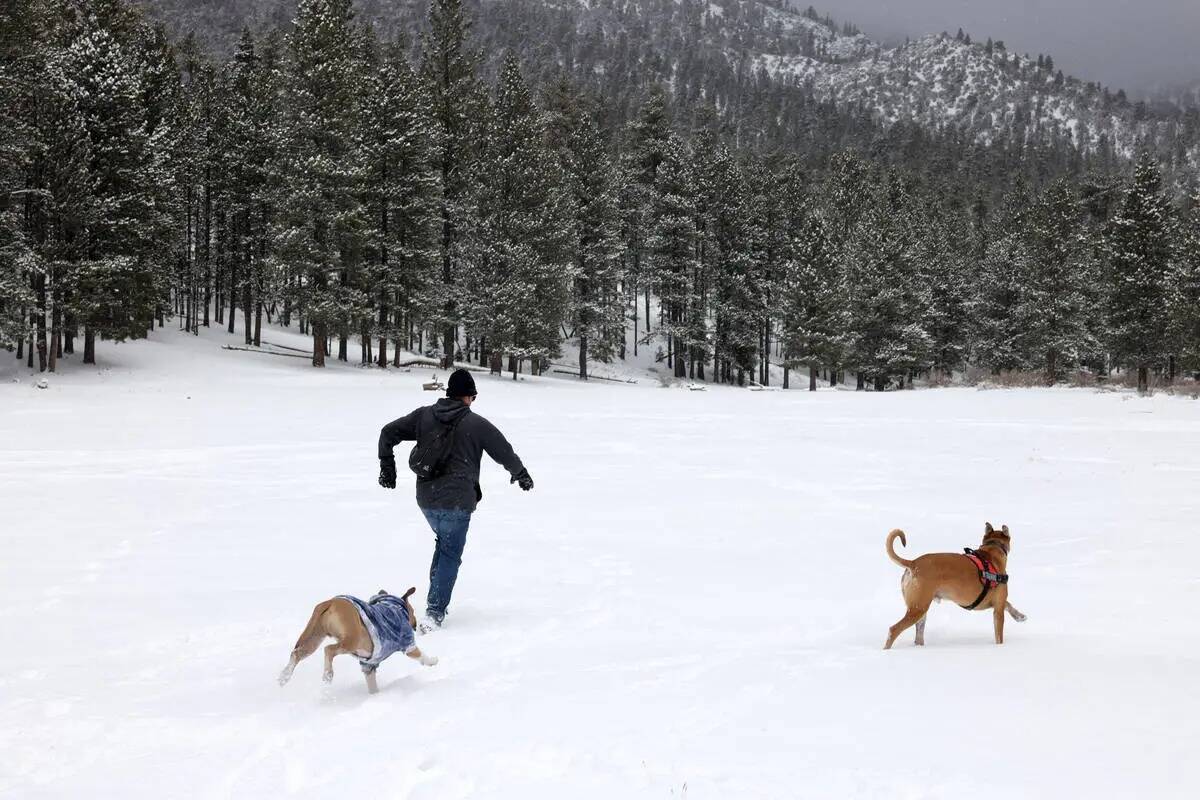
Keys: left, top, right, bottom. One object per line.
{"left": 447, "top": 368, "right": 477, "bottom": 398}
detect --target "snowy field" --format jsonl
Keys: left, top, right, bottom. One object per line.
{"left": 2, "top": 326, "right": 1199, "bottom": 799}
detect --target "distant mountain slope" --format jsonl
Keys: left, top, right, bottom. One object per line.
{"left": 140, "top": 0, "right": 1200, "bottom": 166}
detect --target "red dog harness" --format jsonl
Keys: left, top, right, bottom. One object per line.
{"left": 960, "top": 547, "right": 1009, "bottom": 609}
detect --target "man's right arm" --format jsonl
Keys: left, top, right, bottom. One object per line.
{"left": 379, "top": 409, "right": 422, "bottom": 460}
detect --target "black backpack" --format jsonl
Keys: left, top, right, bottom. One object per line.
{"left": 408, "top": 411, "right": 462, "bottom": 482}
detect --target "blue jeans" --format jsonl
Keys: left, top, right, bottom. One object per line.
{"left": 422, "top": 508, "right": 473, "bottom": 622}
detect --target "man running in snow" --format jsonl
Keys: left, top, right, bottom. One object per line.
{"left": 377, "top": 369, "right": 533, "bottom": 632}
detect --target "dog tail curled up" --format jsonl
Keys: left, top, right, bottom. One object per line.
{"left": 886, "top": 529, "right": 915, "bottom": 569}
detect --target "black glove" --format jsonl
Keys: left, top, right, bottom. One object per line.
{"left": 511, "top": 469, "right": 533, "bottom": 491}
{"left": 379, "top": 457, "right": 397, "bottom": 489}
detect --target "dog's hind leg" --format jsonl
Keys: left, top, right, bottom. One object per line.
{"left": 914, "top": 615, "right": 927, "bottom": 646}
{"left": 279, "top": 603, "right": 331, "bottom": 686}
{"left": 885, "top": 607, "right": 927, "bottom": 650}
{"left": 993, "top": 604, "right": 1006, "bottom": 644}
{"left": 1005, "top": 601, "right": 1027, "bottom": 622}
{"left": 322, "top": 642, "right": 352, "bottom": 683}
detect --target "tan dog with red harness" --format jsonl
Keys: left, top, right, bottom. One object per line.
{"left": 883, "top": 523, "right": 1027, "bottom": 649}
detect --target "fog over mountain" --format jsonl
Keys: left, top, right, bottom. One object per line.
{"left": 817, "top": 0, "right": 1200, "bottom": 96}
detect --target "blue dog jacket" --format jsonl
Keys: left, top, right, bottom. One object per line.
{"left": 338, "top": 592, "right": 417, "bottom": 669}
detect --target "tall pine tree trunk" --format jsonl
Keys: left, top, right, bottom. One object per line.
{"left": 242, "top": 274, "right": 252, "bottom": 346}
{"left": 227, "top": 249, "right": 237, "bottom": 334}
{"left": 579, "top": 334, "right": 588, "bottom": 380}
{"left": 203, "top": 176, "right": 211, "bottom": 327}
{"left": 1138, "top": 365, "right": 1149, "bottom": 394}
{"left": 253, "top": 299, "right": 262, "bottom": 348}
{"left": 312, "top": 322, "right": 326, "bottom": 368}
{"left": 810, "top": 366, "right": 818, "bottom": 392}
{"left": 83, "top": 328, "right": 95, "bottom": 365}
{"left": 377, "top": 306, "right": 388, "bottom": 369}
{"left": 35, "top": 272, "right": 47, "bottom": 373}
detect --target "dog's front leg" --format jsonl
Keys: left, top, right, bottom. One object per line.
{"left": 993, "top": 604, "right": 1005, "bottom": 644}
{"left": 362, "top": 665, "right": 379, "bottom": 695}
{"left": 406, "top": 645, "right": 438, "bottom": 667}
{"left": 1005, "top": 601, "right": 1027, "bottom": 622}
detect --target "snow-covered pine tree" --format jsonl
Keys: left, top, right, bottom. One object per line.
{"left": 779, "top": 206, "right": 846, "bottom": 390}
{"left": 702, "top": 138, "right": 756, "bottom": 384}
{"left": 1106, "top": 154, "right": 1175, "bottom": 392}
{"left": 270, "top": 0, "right": 367, "bottom": 367}
{"left": 843, "top": 172, "right": 931, "bottom": 390}
{"left": 421, "top": 0, "right": 483, "bottom": 367}
{"left": 464, "top": 55, "right": 572, "bottom": 378}
{"left": 618, "top": 88, "right": 671, "bottom": 357}
{"left": 1171, "top": 195, "right": 1200, "bottom": 376}
{"left": 1016, "top": 179, "right": 1100, "bottom": 383}
{"left": 543, "top": 80, "right": 625, "bottom": 380}
{"left": 1, "top": 0, "right": 45, "bottom": 358}
{"left": 63, "top": 9, "right": 166, "bottom": 364}
{"left": 222, "top": 29, "right": 279, "bottom": 347}
{"left": 917, "top": 194, "right": 972, "bottom": 379}
{"left": 972, "top": 184, "right": 1032, "bottom": 374}
{"left": 648, "top": 132, "right": 699, "bottom": 379}
{"left": 359, "top": 36, "right": 440, "bottom": 369}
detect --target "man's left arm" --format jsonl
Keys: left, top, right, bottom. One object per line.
{"left": 480, "top": 419, "right": 532, "bottom": 490}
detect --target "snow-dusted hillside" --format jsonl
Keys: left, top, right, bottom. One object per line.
{"left": 756, "top": 31, "right": 1165, "bottom": 156}
{"left": 144, "top": 0, "right": 1200, "bottom": 165}
{"left": 2, "top": 327, "right": 1199, "bottom": 798}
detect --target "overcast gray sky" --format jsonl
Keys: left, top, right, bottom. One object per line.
{"left": 816, "top": 0, "right": 1200, "bottom": 95}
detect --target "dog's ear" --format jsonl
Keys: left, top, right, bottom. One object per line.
{"left": 403, "top": 587, "right": 416, "bottom": 600}
{"left": 1001, "top": 524, "right": 1010, "bottom": 535}
{"left": 985, "top": 522, "right": 994, "bottom": 534}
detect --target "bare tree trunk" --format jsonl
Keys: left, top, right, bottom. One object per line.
{"left": 579, "top": 334, "right": 588, "bottom": 380}
{"left": 810, "top": 366, "right": 818, "bottom": 391}
{"left": 1138, "top": 365, "right": 1148, "bottom": 394}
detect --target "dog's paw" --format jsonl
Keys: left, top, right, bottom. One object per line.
{"left": 278, "top": 671, "right": 292, "bottom": 687}
{"left": 420, "top": 653, "right": 439, "bottom": 667}
{"left": 322, "top": 670, "right": 334, "bottom": 683}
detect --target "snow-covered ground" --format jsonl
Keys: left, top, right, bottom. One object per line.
{"left": 2, "top": 325, "right": 1198, "bottom": 799}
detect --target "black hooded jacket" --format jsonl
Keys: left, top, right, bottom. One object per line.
{"left": 378, "top": 398, "right": 525, "bottom": 512}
